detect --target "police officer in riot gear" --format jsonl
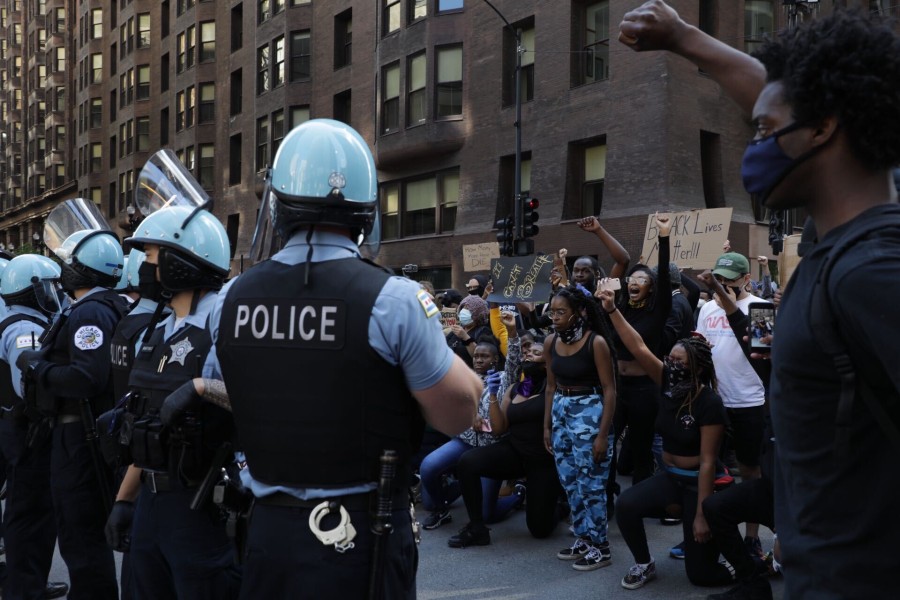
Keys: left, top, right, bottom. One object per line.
{"left": 0, "top": 255, "right": 69, "bottom": 600}
{"left": 196, "top": 119, "right": 481, "bottom": 599}
{"left": 17, "top": 198, "right": 128, "bottom": 600}
{"left": 105, "top": 199, "right": 240, "bottom": 599}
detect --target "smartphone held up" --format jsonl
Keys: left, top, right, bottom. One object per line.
{"left": 748, "top": 302, "right": 775, "bottom": 353}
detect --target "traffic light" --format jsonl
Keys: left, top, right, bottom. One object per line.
{"left": 522, "top": 197, "right": 540, "bottom": 238}
{"left": 495, "top": 215, "right": 514, "bottom": 256}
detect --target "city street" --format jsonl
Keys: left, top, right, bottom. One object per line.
{"left": 45, "top": 493, "right": 784, "bottom": 599}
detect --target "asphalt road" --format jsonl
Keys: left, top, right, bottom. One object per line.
{"left": 44, "top": 495, "right": 783, "bottom": 600}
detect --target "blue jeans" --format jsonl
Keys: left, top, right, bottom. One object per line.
{"left": 419, "top": 438, "right": 512, "bottom": 523}
{"left": 551, "top": 392, "right": 614, "bottom": 546}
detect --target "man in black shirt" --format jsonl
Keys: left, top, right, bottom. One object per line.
{"left": 619, "top": 2, "right": 900, "bottom": 598}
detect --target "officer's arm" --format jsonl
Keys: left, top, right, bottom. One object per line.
{"left": 412, "top": 356, "right": 481, "bottom": 436}
{"left": 42, "top": 307, "right": 118, "bottom": 398}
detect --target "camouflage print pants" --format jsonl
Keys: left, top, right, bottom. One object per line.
{"left": 551, "top": 392, "right": 614, "bottom": 546}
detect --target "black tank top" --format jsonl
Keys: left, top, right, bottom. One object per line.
{"left": 550, "top": 332, "right": 601, "bottom": 387}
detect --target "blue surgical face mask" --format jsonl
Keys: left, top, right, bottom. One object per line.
{"left": 741, "top": 121, "right": 811, "bottom": 201}
{"left": 458, "top": 308, "right": 473, "bottom": 327}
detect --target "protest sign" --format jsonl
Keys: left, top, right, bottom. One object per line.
{"left": 463, "top": 242, "right": 500, "bottom": 272}
{"left": 640, "top": 208, "right": 732, "bottom": 269}
{"left": 439, "top": 307, "right": 458, "bottom": 330}
{"left": 486, "top": 255, "right": 554, "bottom": 303}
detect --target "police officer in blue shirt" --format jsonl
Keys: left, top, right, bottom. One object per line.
{"left": 168, "top": 119, "right": 481, "bottom": 599}
{"left": 18, "top": 199, "right": 128, "bottom": 600}
{"left": 104, "top": 202, "right": 240, "bottom": 600}
{"left": 0, "top": 255, "right": 69, "bottom": 600}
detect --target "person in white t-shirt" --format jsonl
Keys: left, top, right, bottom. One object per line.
{"left": 694, "top": 252, "right": 767, "bottom": 559}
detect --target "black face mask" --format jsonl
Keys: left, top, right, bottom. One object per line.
{"left": 468, "top": 286, "right": 484, "bottom": 297}
{"left": 522, "top": 360, "right": 546, "bottom": 383}
{"left": 137, "top": 261, "right": 166, "bottom": 302}
{"left": 729, "top": 285, "right": 743, "bottom": 297}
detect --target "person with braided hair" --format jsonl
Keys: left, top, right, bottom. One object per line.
{"left": 598, "top": 287, "right": 732, "bottom": 591}
{"left": 543, "top": 283, "right": 617, "bottom": 571}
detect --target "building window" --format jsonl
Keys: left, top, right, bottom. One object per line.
{"left": 290, "top": 31, "right": 310, "bottom": 81}
{"left": 290, "top": 0, "right": 310, "bottom": 5}
{"left": 436, "top": 46, "right": 462, "bottom": 118}
{"left": 91, "top": 53, "right": 103, "bottom": 84}
{"left": 407, "top": 52, "right": 426, "bottom": 125}
{"left": 744, "top": 1, "right": 774, "bottom": 54}
{"left": 381, "top": 62, "right": 400, "bottom": 134}
{"left": 700, "top": 131, "right": 725, "bottom": 208}
{"left": 333, "top": 89, "right": 351, "bottom": 125}
{"left": 200, "top": 21, "right": 215, "bottom": 62}
{"left": 230, "top": 69, "right": 243, "bottom": 115}
{"left": 161, "top": 53, "right": 169, "bottom": 91}
{"left": 582, "top": 143, "right": 606, "bottom": 216}
{"left": 186, "top": 25, "right": 196, "bottom": 69}
{"left": 91, "top": 8, "right": 103, "bottom": 39}
{"left": 199, "top": 83, "right": 215, "bottom": 123}
{"left": 273, "top": 36, "right": 285, "bottom": 87}
{"left": 53, "top": 46, "right": 65, "bottom": 72}
{"left": 177, "top": 31, "right": 186, "bottom": 72}
{"left": 290, "top": 105, "right": 310, "bottom": 127}
{"left": 334, "top": 9, "right": 352, "bottom": 69}
{"left": 90, "top": 97, "right": 102, "bottom": 128}
{"left": 409, "top": 0, "right": 427, "bottom": 22}
{"left": 137, "top": 13, "right": 150, "bottom": 48}
{"left": 160, "top": 107, "right": 169, "bottom": 145}
{"left": 91, "top": 143, "right": 102, "bottom": 173}
{"left": 272, "top": 109, "right": 285, "bottom": 156}
{"left": 256, "top": 116, "right": 269, "bottom": 171}
{"left": 495, "top": 154, "right": 532, "bottom": 221}
{"left": 136, "top": 65, "right": 150, "bottom": 100}
{"left": 258, "top": 0, "right": 270, "bottom": 24}
{"left": 229, "top": 134, "right": 242, "bottom": 185}
{"left": 176, "top": 90, "right": 185, "bottom": 130}
{"left": 381, "top": 169, "right": 459, "bottom": 240}
{"left": 54, "top": 7, "right": 64, "bottom": 33}
{"left": 576, "top": 1, "right": 609, "bottom": 85}
{"left": 137, "top": 116, "right": 150, "bottom": 152}
{"left": 186, "top": 85, "right": 196, "bottom": 128}
{"left": 257, "top": 44, "right": 270, "bottom": 94}
{"left": 384, "top": 0, "right": 400, "bottom": 36}
{"left": 231, "top": 4, "right": 243, "bottom": 52}
{"left": 184, "top": 146, "right": 196, "bottom": 173}
{"left": 438, "top": 0, "right": 463, "bottom": 12}
{"left": 161, "top": 0, "right": 169, "bottom": 37}
{"left": 199, "top": 144, "right": 214, "bottom": 189}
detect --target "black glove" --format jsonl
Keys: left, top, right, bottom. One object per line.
{"left": 160, "top": 380, "right": 201, "bottom": 426}
{"left": 105, "top": 500, "right": 135, "bottom": 552}
{"left": 15, "top": 349, "right": 43, "bottom": 375}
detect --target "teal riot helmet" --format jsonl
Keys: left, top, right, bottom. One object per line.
{"left": 134, "top": 149, "right": 211, "bottom": 216}
{"left": 0, "top": 254, "right": 63, "bottom": 316}
{"left": 115, "top": 255, "right": 130, "bottom": 291}
{"left": 126, "top": 205, "right": 230, "bottom": 292}
{"left": 44, "top": 198, "right": 124, "bottom": 292}
{"left": 124, "top": 248, "right": 146, "bottom": 290}
{"left": 251, "top": 119, "right": 379, "bottom": 261}
{"left": 0, "top": 258, "right": 10, "bottom": 283}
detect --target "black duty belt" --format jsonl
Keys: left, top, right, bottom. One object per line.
{"left": 256, "top": 489, "right": 407, "bottom": 511}
{"left": 56, "top": 414, "right": 81, "bottom": 425}
{"left": 141, "top": 471, "right": 198, "bottom": 494}
{"left": 556, "top": 385, "right": 601, "bottom": 397}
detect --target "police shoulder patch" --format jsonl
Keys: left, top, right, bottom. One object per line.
{"left": 73, "top": 325, "right": 104, "bottom": 350}
{"left": 416, "top": 289, "right": 439, "bottom": 319}
{"left": 15, "top": 335, "right": 34, "bottom": 349}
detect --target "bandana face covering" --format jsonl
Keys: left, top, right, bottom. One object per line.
{"left": 519, "top": 361, "right": 547, "bottom": 397}
{"left": 557, "top": 316, "right": 585, "bottom": 345}
{"left": 664, "top": 356, "right": 693, "bottom": 402}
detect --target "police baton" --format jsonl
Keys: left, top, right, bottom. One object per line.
{"left": 368, "top": 449, "right": 398, "bottom": 600}
{"left": 80, "top": 397, "right": 113, "bottom": 515}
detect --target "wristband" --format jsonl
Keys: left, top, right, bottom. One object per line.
{"left": 464, "top": 338, "right": 476, "bottom": 346}
{"left": 605, "top": 307, "right": 617, "bottom": 315}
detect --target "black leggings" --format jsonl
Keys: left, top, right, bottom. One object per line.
{"left": 456, "top": 439, "right": 563, "bottom": 539}
{"left": 613, "top": 376, "right": 659, "bottom": 485}
{"left": 616, "top": 471, "right": 732, "bottom": 587}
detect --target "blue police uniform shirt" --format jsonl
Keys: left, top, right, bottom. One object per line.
{"left": 0, "top": 297, "right": 8, "bottom": 320}
{"left": 0, "top": 305, "right": 48, "bottom": 400}
{"left": 204, "top": 229, "right": 454, "bottom": 500}
{"left": 135, "top": 292, "right": 215, "bottom": 355}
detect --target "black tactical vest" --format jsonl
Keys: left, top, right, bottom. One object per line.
{"left": 42, "top": 290, "right": 127, "bottom": 417}
{"left": 110, "top": 308, "right": 157, "bottom": 402}
{"left": 217, "top": 257, "right": 421, "bottom": 488}
{"left": 0, "top": 313, "right": 46, "bottom": 411}
{"left": 128, "top": 316, "right": 232, "bottom": 481}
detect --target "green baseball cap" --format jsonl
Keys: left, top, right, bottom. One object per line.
{"left": 712, "top": 252, "right": 750, "bottom": 280}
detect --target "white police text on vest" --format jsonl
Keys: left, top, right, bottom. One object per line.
{"left": 229, "top": 299, "right": 347, "bottom": 349}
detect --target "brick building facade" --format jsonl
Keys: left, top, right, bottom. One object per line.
{"left": 0, "top": 0, "right": 889, "bottom": 285}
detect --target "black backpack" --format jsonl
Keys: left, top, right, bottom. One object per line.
{"left": 808, "top": 206, "right": 900, "bottom": 457}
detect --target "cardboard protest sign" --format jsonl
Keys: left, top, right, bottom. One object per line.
{"left": 439, "top": 307, "right": 458, "bottom": 330}
{"left": 463, "top": 242, "right": 500, "bottom": 272}
{"left": 640, "top": 208, "right": 732, "bottom": 269}
{"left": 487, "top": 255, "right": 555, "bottom": 303}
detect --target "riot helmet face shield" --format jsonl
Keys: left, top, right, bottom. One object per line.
{"left": 134, "top": 149, "right": 211, "bottom": 216}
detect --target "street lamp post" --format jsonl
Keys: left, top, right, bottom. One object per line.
{"left": 481, "top": 1, "right": 524, "bottom": 241}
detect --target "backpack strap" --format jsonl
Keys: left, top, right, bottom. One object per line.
{"left": 809, "top": 211, "right": 900, "bottom": 459}
{"left": 0, "top": 312, "right": 46, "bottom": 336}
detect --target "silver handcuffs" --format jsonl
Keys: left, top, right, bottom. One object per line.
{"left": 308, "top": 501, "right": 357, "bottom": 553}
